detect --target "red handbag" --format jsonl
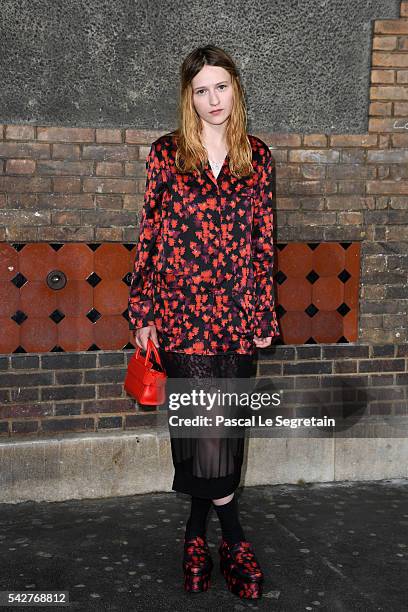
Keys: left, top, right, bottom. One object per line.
{"left": 124, "top": 338, "right": 167, "bottom": 406}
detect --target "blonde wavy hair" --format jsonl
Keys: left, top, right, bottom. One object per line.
{"left": 174, "top": 45, "right": 254, "bottom": 178}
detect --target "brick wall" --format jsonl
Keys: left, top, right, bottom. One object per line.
{"left": 1, "top": 4, "right": 408, "bottom": 436}
{"left": 0, "top": 345, "right": 407, "bottom": 436}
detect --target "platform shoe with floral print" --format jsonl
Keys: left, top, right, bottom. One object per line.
{"left": 218, "top": 539, "right": 264, "bottom": 599}
{"left": 183, "top": 535, "right": 213, "bottom": 593}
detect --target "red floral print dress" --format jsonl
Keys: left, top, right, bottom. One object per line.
{"left": 128, "top": 131, "right": 280, "bottom": 355}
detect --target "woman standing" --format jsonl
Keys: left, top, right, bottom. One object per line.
{"left": 128, "top": 45, "right": 280, "bottom": 600}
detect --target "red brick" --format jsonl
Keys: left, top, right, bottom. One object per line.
{"left": 36, "top": 226, "right": 94, "bottom": 241}
{"left": 125, "top": 129, "right": 166, "bottom": 144}
{"left": 52, "top": 177, "right": 81, "bottom": 192}
{"left": 95, "top": 227, "right": 123, "bottom": 241}
{"left": 51, "top": 211, "right": 82, "bottom": 225}
{"left": 96, "top": 162, "right": 123, "bottom": 176}
{"left": 279, "top": 197, "right": 302, "bottom": 210}
{"left": 5, "top": 159, "right": 35, "bottom": 174}
{"left": 82, "top": 145, "right": 137, "bottom": 161}
{"left": 123, "top": 195, "right": 142, "bottom": 210}
{"left": 337, "top": 181, "right": 366, "bottom": 195}
{"left": 394, "top": 102, "right": 408, "bottom": 115}
{"left": 370, "top": 69, "right": 395, "bottom": 83}
{"left": 37, "top": 127, "right": 95, "bottom": 142}
{"left": 326, "top": 196, "right": 374, "bottom": 210}
{"left": 289, "top": 149, "right": 339, "bottom": 163}
{"left": 372, "top": 52, "right": 408, "bottom": 68}
{"left": 96, "top": 128, "right": 123, "bottom": 143}
{"left": 396, "top": 70, "right": 408, "bottom": 83}
{"left": 52, "top": 144, "right": 81, "bottom": 159}
{"left": 5, "top": 125, "right": 35, "bottom": 140}
{"left": 369, "top": 102, "right": 392, "bottom": 116}
{"left": 6, "top": 227, "right": 38, "bottom": 240}
{"left": 329, "top": 134, "right": 377, "bottom": 147}
{"left": 338, "top": 212, "right": 364, "bottom": 225}
{"left": 367, "top": 181, "right": 408, "bottom": 195}
{"left": 83, "top": 177, "right": 136, "bottom": 194}
{"left": 370, "top": 85, "right": 408, "bottom": 100}
{"left": 7, "top": 193, "right": 36, "bottom": 208}
{"left": 0, "top": 142, "right": 49, "bottom": 159}
{"left": 268, "top": 133, "right": 302, "bottom": 147}
{"left": 0, "top": 209, "right": 50, "bottom": 225}
{"left": 95, "top": 194, "right": 123, "bottom": 209}
{"left": 301, "top": 165, "right": 325, "bottom": 180}
{"left": 125, "top": 161, "right": 145, "bottom": 176}
{"left": 303, "top": 134, "right": 327, "bottom": 147}
{"left": 37, "top": 194, "right": 94, "bottom": 209}
{"left": 374, "top": 19, "right": 408, "bottom": 34}
{"left": 327, "top": 165, "right": 375, "bottom": 179}
{"left": 37, "top": 160, "right": 94, "bottom": 175}
{"left": 369, "top": 117, "right": 408, "bottom": 132}
{"left": 372, "top": 36, "right": 398, "bottom": 50}
{"left": 384, "top": 226, "right": 408, "bottom": 239}
{"left": 0, "top": 176, "right": 50, "bottom": 192}
{"left": 392, "top": 133, "right": 408, "bottom": 147}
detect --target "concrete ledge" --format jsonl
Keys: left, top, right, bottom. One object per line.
{"left": 0, "top": 427, "right": 407, "bottom": 503}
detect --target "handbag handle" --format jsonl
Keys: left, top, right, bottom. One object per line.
{"left": 135, "top": 337, "right": 163, "bottom": 369}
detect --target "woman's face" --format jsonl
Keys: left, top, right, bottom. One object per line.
{"left": 191, "top": 65, "right": 234, "bottom": 127}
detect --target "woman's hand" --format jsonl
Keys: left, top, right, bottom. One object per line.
{"left": 134, "top": 325, "right": 160, "bottom": 352}
{"left": 253, "top": 336, "right": 272, "bottom": 349}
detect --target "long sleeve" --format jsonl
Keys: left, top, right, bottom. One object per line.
{"left": 252, "top": 148, "right": 281, "bottom": 339}
{"left": 128, "top": 142, "right": 166, "bottom": 331}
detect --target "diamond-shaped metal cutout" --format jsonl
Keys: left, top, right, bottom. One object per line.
{"left": 122, "top": 272, "right": 132, "bottom": 286}
{"left": 305, "top": 304, "right": 319, "bottom": 317}
{"left": 306, "top": 270, "right": 319, "bottom": 284}
{"left": 11, "top": 310, "right": 28, "bottom": 325}
{"left": 87, "top": 343, "right": 101, "bottom": 351}
{"left": 86, "top": 308, "right": 102, "bottom": 323}
{"left": 337, "top": 303, "right": 351, "bottom": 317}
{"left": 275, "top": 270, "right": 287, "bottom": 285}
{"left": 51, "top": 345, "right": 64, "bottom": 352}
{"left": 11, "top": 243, "right": 26, "bottom": 252}
{"left": 49, "top": 309, "right": 65, "bottom": 324}
{"left": 87, "top": 243, "right": 101, "bottom": 252}
{"left": 276, "top": 304, "right": 286, "bottom": 318}
{"left": 86, "top": 272, "right": 102, "bottom": 287}
{"left": 122, "top": 309, "right": 130, "bottom": 321}
{"left": 338, "top": 269, "right": 351, "bottom": 283}
{"left": 11, "top": 273, "right": 28, "bottom": 288}
{"left": 13, "top": 345, "right": 26, "bottom": 353}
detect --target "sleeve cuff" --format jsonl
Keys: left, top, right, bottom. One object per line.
{"left": 253, "top": 309, "right": 281, "bottom": 339}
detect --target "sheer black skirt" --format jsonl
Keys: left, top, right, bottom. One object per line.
{"left": 158, "top": 349, "right": 255, "bottom": 499}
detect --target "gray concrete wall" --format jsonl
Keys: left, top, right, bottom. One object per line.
{"left": 0, "top": 0, "right": 400, "bottom": 133}
{"left": 1, "top": 428, "right": 407, "bottom": 503}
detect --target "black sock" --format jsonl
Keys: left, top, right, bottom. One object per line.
{"left": 185, "top": 496, "right": 212, "bottom": 540}
{"left": 213, "top": 494, "right": 246, "bottom": 546}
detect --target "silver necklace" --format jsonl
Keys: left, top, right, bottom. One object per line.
{"left": 209, "top": 158, "right": 223, "bottom": 172}
{"left": 204, "top": 145, "right": 227, "bottom": 172}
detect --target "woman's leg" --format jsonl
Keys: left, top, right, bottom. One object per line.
{"left": 185, "top": 495, "right": 212, "bottom": 540}
{"left": 212, "top": 490, "right": 246, "bottom": 545}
